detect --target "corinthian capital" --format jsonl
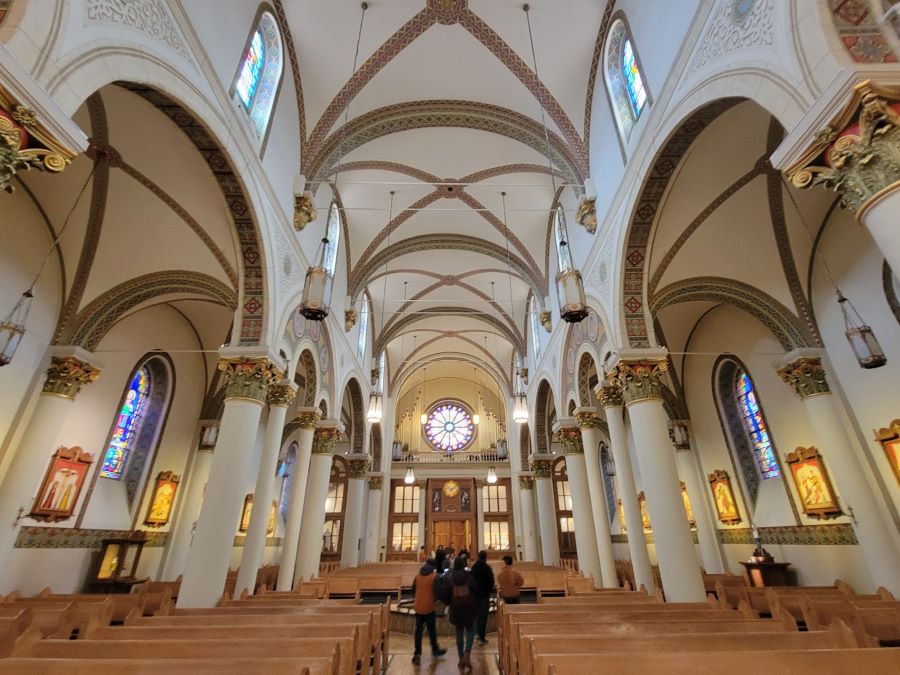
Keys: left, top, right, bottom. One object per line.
{"left": 294, "top": 406, "right": 322, "bottom": 429}
{"left": 611, "top": 359, "right": 668, "bottom": 405}
{"left": 347, "top": 454, "right": 371, "bottom": 478}
{"left": 367, "top": 475, "right": 384, "bottom": 491}
{"left": 267, "top": 381, "right": 298, "bottom": 407}
{"left": 218, "top": 357, "right": 280, "bottom": 403}
{"left": 518, "top": 474, "right": 535, "bottom": 490}
{"left": 574, "top": 407, "right": 600, "bottom": 429}
{"left": 312, "top": 422, "right": 342, "bottom": 454}
{"left": 786, "top": 81, "right": 900, "bottom": 217}
{"left": 595, "top": 384, "right": 623, "bottom": 409}
{"left": 777, "top": 354, "right": 830, "bottom": 399}
{"left": 530, "top": 456, "right": 553, "bottom": 478}
{"left": 43, "top": 355, "right": 100, "bottom": 399}
{"left": 553, "top": 422, "right": 584, "bottom": 455}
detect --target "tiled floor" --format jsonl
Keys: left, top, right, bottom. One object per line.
{"left": 385, "top": 632, "right": 500, "bottom": 674}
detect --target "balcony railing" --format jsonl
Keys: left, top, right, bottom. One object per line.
{"left": 392, "top": 450, "right": 508, "bottom": 463}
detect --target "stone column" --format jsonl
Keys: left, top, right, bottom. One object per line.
{"left": 179, "top": 357, "right": 278, "bottom": 608}
{"left": 475, "top": 479, "right": 486, "bottom": 552}
{"left": 553, "top": 419, "right": 602, "bottom": 583}
{"left": 532, "top": 455, "right": 559, "bottom": 566}
{"left": 596, "top": 384, "right": 655, "bottom": 592}
{"left": 162, "top": 443, "right": 213, "bottom": 580}
{"left": 276, "top": 408, "right": 320, "bottom": 590}
{"left": 235, "top": 380, "right": 297, "bottom": 597}
{"left": 574, "top": 408, "right": 619, "bottom": 587}
{"left": 517, "top": 474, "right": 537, "bottom": 561}
{"left": 786, "top": 82, "right": 900, "bottom": 273}
{"left": 611, "top": 355, "right": 705, "bottom": 602}
{"left": 417, "top": 478, "right": 427, "bottom": 555}
{"left": 0, "top": 351, "right": 100, "bottom": 578}
{"left": 671, "top": 421, "right": 725, "bottom": 574}
{"left": 294, "top": 421, "right": 341, "bottom": 584}
{"left": 363, "top": 474, "right": 384, "bottom": 563}
{"left": 340, "top": 454, "right": 370, "bottom": 568}
{"left": 778, "top": 352, "right": 900, "bottom": 593}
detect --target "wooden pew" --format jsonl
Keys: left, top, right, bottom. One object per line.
{"left": 802, "top": 596, "right": 900, "bottom": 645}
{"left": 534, "top": 571, "right": 567, "bottom": 598}
{"left": 520, "top": 621, "right": 860, "bottom": 675}
{"left": 0, "top": 609, "right": 35, "bottom": 657}
{"left": 0, "top": 656, "right": 323, "bottom": 673}
{"left": 326, "top": 578, "right": 361, "bottom": 600}
{"left": 0, "top": 599, "right": 112, "bottom": 638}
{"left": 298, "top": 580, "right": 328, "bottom": 598}
{"left": 356, "top": 575, "right": 401, "bottom": 599}
{"left": 13, "top": 593, "right": 146, "bottom": 623}
{"left": 535, "top": 648, "right": 900, "bottom": 675}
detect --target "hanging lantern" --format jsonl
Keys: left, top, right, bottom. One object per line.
{"left": 391, "top": 441, "right": 403, "bottom": 461}
{"left": 837, "top": 291, "right": 886, "bottom": 369}
{"left": 556, "top": 268, "right": 588, "bottom": 323}
{"left": 487, "top": 466, "right": 498, "bottom": 484}
{"left": 366, "top": 391, "right": 383, "bottom": 423}
{"left": 0, "top": 289, "right": 33, "bottom": 366}
{"left": 404, "top": 466, "right": 416, "bottom": 485}
{"left": 513, "top": 391, "right": 529, "bottom": 424}
{"left": 299, "top": 237, "right": 334, "bottom": 320}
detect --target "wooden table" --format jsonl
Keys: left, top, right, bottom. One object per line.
{"left": 740, "top": 561, "right": 792, "bottom": 587}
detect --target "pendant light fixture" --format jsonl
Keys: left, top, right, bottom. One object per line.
{"left": 524, "top": 4, "right": 587, "bottom": 324}
{"left": 300, "top": 2, "right": 368, "bottom": 322}
{"left": 404, "top": 466, "right": 416, "bottom": 485}
{"left": 837, "top": 291, "right": 886, "bottom": 369}
{"left": 1, "top": 164, "right": 95, "bottom": 366}
{"left": 487, "top": 466, "right": 498, "bottom": 484}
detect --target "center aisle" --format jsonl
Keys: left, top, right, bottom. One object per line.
{"left": 386, "top": 633, "right": 500, "bottom": 674}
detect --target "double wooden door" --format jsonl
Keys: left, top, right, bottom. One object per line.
{"left": 431, "top": 519, "right": 471, "bottom": 552}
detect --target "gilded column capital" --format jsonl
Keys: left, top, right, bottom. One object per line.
{"left": 518, "top": 474, "right": 535, "bottom": 490}
{"left": 311, "top": 425, "right": 342, "bottom": 454}
{"left": 531, "top": 456, "right": 553, "bottom": 478}
{"left": 347, "top": 454, "right": 371, "bottom": 478}
{"left": 574, "top": 407, "right": 600, "bottom": 429}
{"left": 294, "top": 407, "right": 322, "bottom": 429}
{"left": 218, "top": 358, "right": 280, "bottom": 403}
{"left": 474, "top": 478, "right": 487, "bottom": 488}
{"left": 42, "top": 356, "right": 100, "bottom": 399}
{"left": 777, "top": 356, "right": 830, "bottom": 399}
{"left": 553, "top": 426, "right": 584, "bottom": 455}
{"left": 267, "top": 381, "right": 298, "bottom": 407}
{"left": 575, "top": 197, "right": 597, "bottom": 234}
{"left": 786, "top": 80, "right": 900, "bottom": 218}
{"left": 611, "top": 359, "right": 668, "bottom": 406}
{"left": 539, "top": 310, "right": 552, "bottom": 332}
{"left": 293, "top": 190, "right": 317, "bottom": 231}
{"left": 595, "top": 384, "right": 624, "bottom": 409}
{"left": 344, "top": 308, "right": 357, "bottom": 332}
{"left": 367, "top": 475, "right": 384, "bottom": 491}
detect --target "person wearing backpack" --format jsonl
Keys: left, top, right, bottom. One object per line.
{"left": 410, "top": 559, "right": 448, "bottom": 664}
{"left": 447, "top": 556, "right": 477, "bottom": 669}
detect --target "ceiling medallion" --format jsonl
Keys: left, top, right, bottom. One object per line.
{"left": 428, "top": 0, "right": 467, "bottom": 25}
{"left": 732, "top": 0, "right": 755, "bottom": 24}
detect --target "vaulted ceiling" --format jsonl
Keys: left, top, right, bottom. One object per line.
{"left": 277, "top": 0, "right": 607, "bottom": 396}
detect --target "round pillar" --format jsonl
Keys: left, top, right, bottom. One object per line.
{"left": 613, "top": 358, "right": 705, "bottom": 602}
{"left": 340, "top": 455, "right": 370, "bottom": 568}
{"left": 517, "top": 474, "right": 537, "bottom": 561}
{"left": 673, "top": 433, "right": 725, "bottom": 574}
{"left": 597, "top": 385, "right": 655, "bottom": 593}
{"left": 235, "top": 381, "right": 297, "bottom": 597}
{"left": 363, "top": 475, "right": 383, "bottom": 563}
{"left": 178, "top": 357, "right": 277, "bottom": 608}
{"left": 532, "top": 456, "right": 559, "bottom": 566}
{"left": 275, "top": 408, "right": 320, "bottom": 590}
{"left": 162, "top": 445, "right": 212, "bottom": 580}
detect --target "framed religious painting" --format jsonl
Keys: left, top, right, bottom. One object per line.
{"left": 681, "top": 481, "right": 696, "bottom": 530}
{"left": 617, "top": 498, "right": 626, "bottom": 533}
{"left": 239, "top": 493, "right": 253, "bottom": 533}
{"left": 144, "top": 471, "right": 179, "bottom": 527}
{"left": 874, "top": 419, "right": 900, "bottom": 485}
{"left": 29, "top": 446, "right": 93, "bottom": 522}
{"left": 786, "top": 447, "right": 842, "bottom": 519}
{"left": 637, "top": 491, "right": 652, "bottom": 532}
{"left": 708, "top": 469, "right": 741, "bottom": 524}
{"left": 266, "top": 500, "right": 277, "bottom": 535}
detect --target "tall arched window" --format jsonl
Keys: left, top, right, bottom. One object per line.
{"left": 324, "top": 201, "right": 341, "bottom": 277}
{"left": 278, "top": 441, "right": 298, "bottom": 523}
{"left": 605, "top": 18, "right": 648, "bottom": 144}
{"left": 599, "top": 442, "right": 617, "bottom": 527}
{"left": 100, "top": 355, "right": 173, "bottom": 505}
{"left": 554, "top": 205, "right": 573, "bottom": 274}
{"left": 357, "top": 296, "right": 369, "bottom": 360}
{"left": 234, "top": 9, "right": 283, "bottom": 141}
{"left": 715, "top": 357, "right": 782, "bottom": 506}
{"left": 529, "top": 295, "right": 542, "bottom": 362}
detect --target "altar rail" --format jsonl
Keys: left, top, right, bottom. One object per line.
{"left": 391, "top": 450, "right": 507, "bottom": 463}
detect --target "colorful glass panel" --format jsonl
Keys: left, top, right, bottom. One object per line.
{"left": 101, "top": 368, "right": 150, "bottom": 479}
{"left": 622, "top": 39, "right": 647, "bottom": 115}
{"left": 737, "top": 373, "right": 780, "bottom": 479}
{"left": 425, "top": 402, "right": 475, "bottom": 452}
{"left": 236, "top": 29, "right": 265, "bottom": 109}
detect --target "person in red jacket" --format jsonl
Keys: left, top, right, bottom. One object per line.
{"left": 411, "top": 560, "right": 447, "bottom": 664}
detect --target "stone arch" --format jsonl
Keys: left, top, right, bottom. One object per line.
{"left": 296, "top": 348, "right": 318, "bottom": 408}
{"left": 342, "top": 377, "right": 365, "bottom": 455}
{"left": 534, "top": 379, "right": 555, "bottom": 455}
{"left": 559, "top": 307, "right": 607, "bottom": 406}
{"left": 64, "top": 271, "right": 236, "bottom": 350}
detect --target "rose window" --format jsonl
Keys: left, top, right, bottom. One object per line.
{"left": 424, "top": 402, "right": 475, "bottom": 452}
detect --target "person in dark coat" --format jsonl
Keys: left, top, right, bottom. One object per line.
{"left": 410, "top": 560, "right": 447, "bottom": 664}
{"left": 447, "top": 557, "right": 477, "bottom": 669}
{"left": 434, "top": 545, "right": 447, "bottom": 572}
{"left": 469, "top": 550, "right": 495, "bottom": 645}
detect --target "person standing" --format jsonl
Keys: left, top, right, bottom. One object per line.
{"left": 497, "top": 555, "right": 524, "bottom": 604}
{"left": 434, "top": 544, "right": 447, "bottom": 572}
{"left": 469, "top": 550, "right": 495, "bottom": 645}
{"left": 417, "top": 545, "right": 428, "bottom": 563}
{"left": 447, "top": 557, "right": 477, "bottom": 669}
{"left": 411, "top": 559, "right": 447, "bottom": 665}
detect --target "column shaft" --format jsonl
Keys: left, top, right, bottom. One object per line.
{"left": 363, "top": 476, "right": 383, "bottom": 563}
{"left": 675, "top": 446, "right": 724, "bottom": 573}
{"left": 577, "top": 420, "right": 618, "bottom": 587}
{"left": 294, "top": 451, "right": 334, "bottom": 582}
{"left": 517, "top": 476, "right": 537, "bottom": 561}
{"left": 532, "top": 457, "right": 559, "bottom": 566}
{"left": 162, "top": 447, "right": 212, "bottom": 580}
{"left": 340, "top": 455, "right": 369, "bottom": 568}
{"left": 563, "top": 452, "right": 602, "bottom": 582}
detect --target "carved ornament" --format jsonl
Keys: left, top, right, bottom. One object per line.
{"left": 311, "top": 426, "right": 342, "bottom": 454}
{"left": 344, "top": 308, "right": 357, "bottom": 332}
{"left": 574, "top": 409, "right": 600, "bottom": 429}
{"left": 295, "top": 408, "right": 322, "bottom": 429}
{"left": 347, "top": 457, "right": 371, "bottom": 479}
{"left": 553, "top": 427, "right": 584, "bottom": 455}
{"left": 531, "top": 457, "right": 553, "bottom": 478}
{"left": 43, "top": 356, "right": 101, "bottom": 399}
{"left": 267, "top": 381, "right": 298, "bottom": 407}
{"left": 293, "top": 190, "right": 317, "bottom": 231}
{"left": 777, "top": 357, "right": 830, "bottom": 399}
{"left": 218, "top": 358, "right": 280, "bottom": 403}
{"left": 611, "top": 360, "right": 668, "bottom": 405}
{"left": 787, "top": 81, "right": 900, "bottom": 218}
{"left": 595, "top": 384, "right": 624, "bottom": 409}
{"left": 575, "top": 197, "right": 597, "bottom": 234}
{"left": 539, "top": 310, "right": 552, "bottom": 333}
{"left": 367, "top": 475, "right": 383, "bottom": 490}
{"left": 518, "top": 474, "right": 535, "bottom": 490}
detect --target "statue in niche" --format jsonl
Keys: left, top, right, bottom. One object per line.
{"left": 432, "top": 489, "right": 442, "bottom": 512}
{"left": 460, "top": 488, "right": 471, "bottom": 513}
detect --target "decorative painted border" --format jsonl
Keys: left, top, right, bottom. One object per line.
{"left": 717, "top": 523, "right": 857, "bottom": 545}
{"left": 829, "top": 0, "right": 898, "bottom": 63}
{"left": 15, "top": 526, "right": 168, "bottom": 549}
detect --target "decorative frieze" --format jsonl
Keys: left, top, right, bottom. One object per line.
{"left": 347, "top": 456, "right": 371, "bottom": 479}
{"left": 42, "top": 356, "right": 100, "bottom": 399}
{"left": 518, "top": 474, "right": 535, "bottom": 490}
{"left": 531, "top": 457, "right": 553, "bottom": 479}
{"left": 311, "top": 426, "right": 342, "bottom": 454}
{"left": 611, "top": 359, "right": 668, "bottom": 405}
{"left": 787, "top": 81, "right": 900, "bottom": 217}
{"left": 266, "top": 381, "right": 297, "bottom": 407}
{"left": 777, "top": 356, "right": 830, "bottom": 399}
{"left": 367, "top": 475, "right": 384, "bottom": 491}
{"left": 218, "top": 358, "right": 279, "bottom": 403}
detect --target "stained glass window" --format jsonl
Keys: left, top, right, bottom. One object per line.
{"left": 324, "top": 201, "right": 341, "bottom": 276}
{"left": 424, "top": 402, "right": 475, "bottom": 452}
{"left": 236, "top": 30, "right": 264, "bottom": 109}
{"left": 101, "top": 368, "right": 150, "bottom": 479}
{"left": 234, "top": 12, "right": 283, "bottom": 140}
{"left": 622, "top": 39, "right": 646, "bottom": 115}
{"left": 737, "top": 373, "right": 780, "bottom": 479}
